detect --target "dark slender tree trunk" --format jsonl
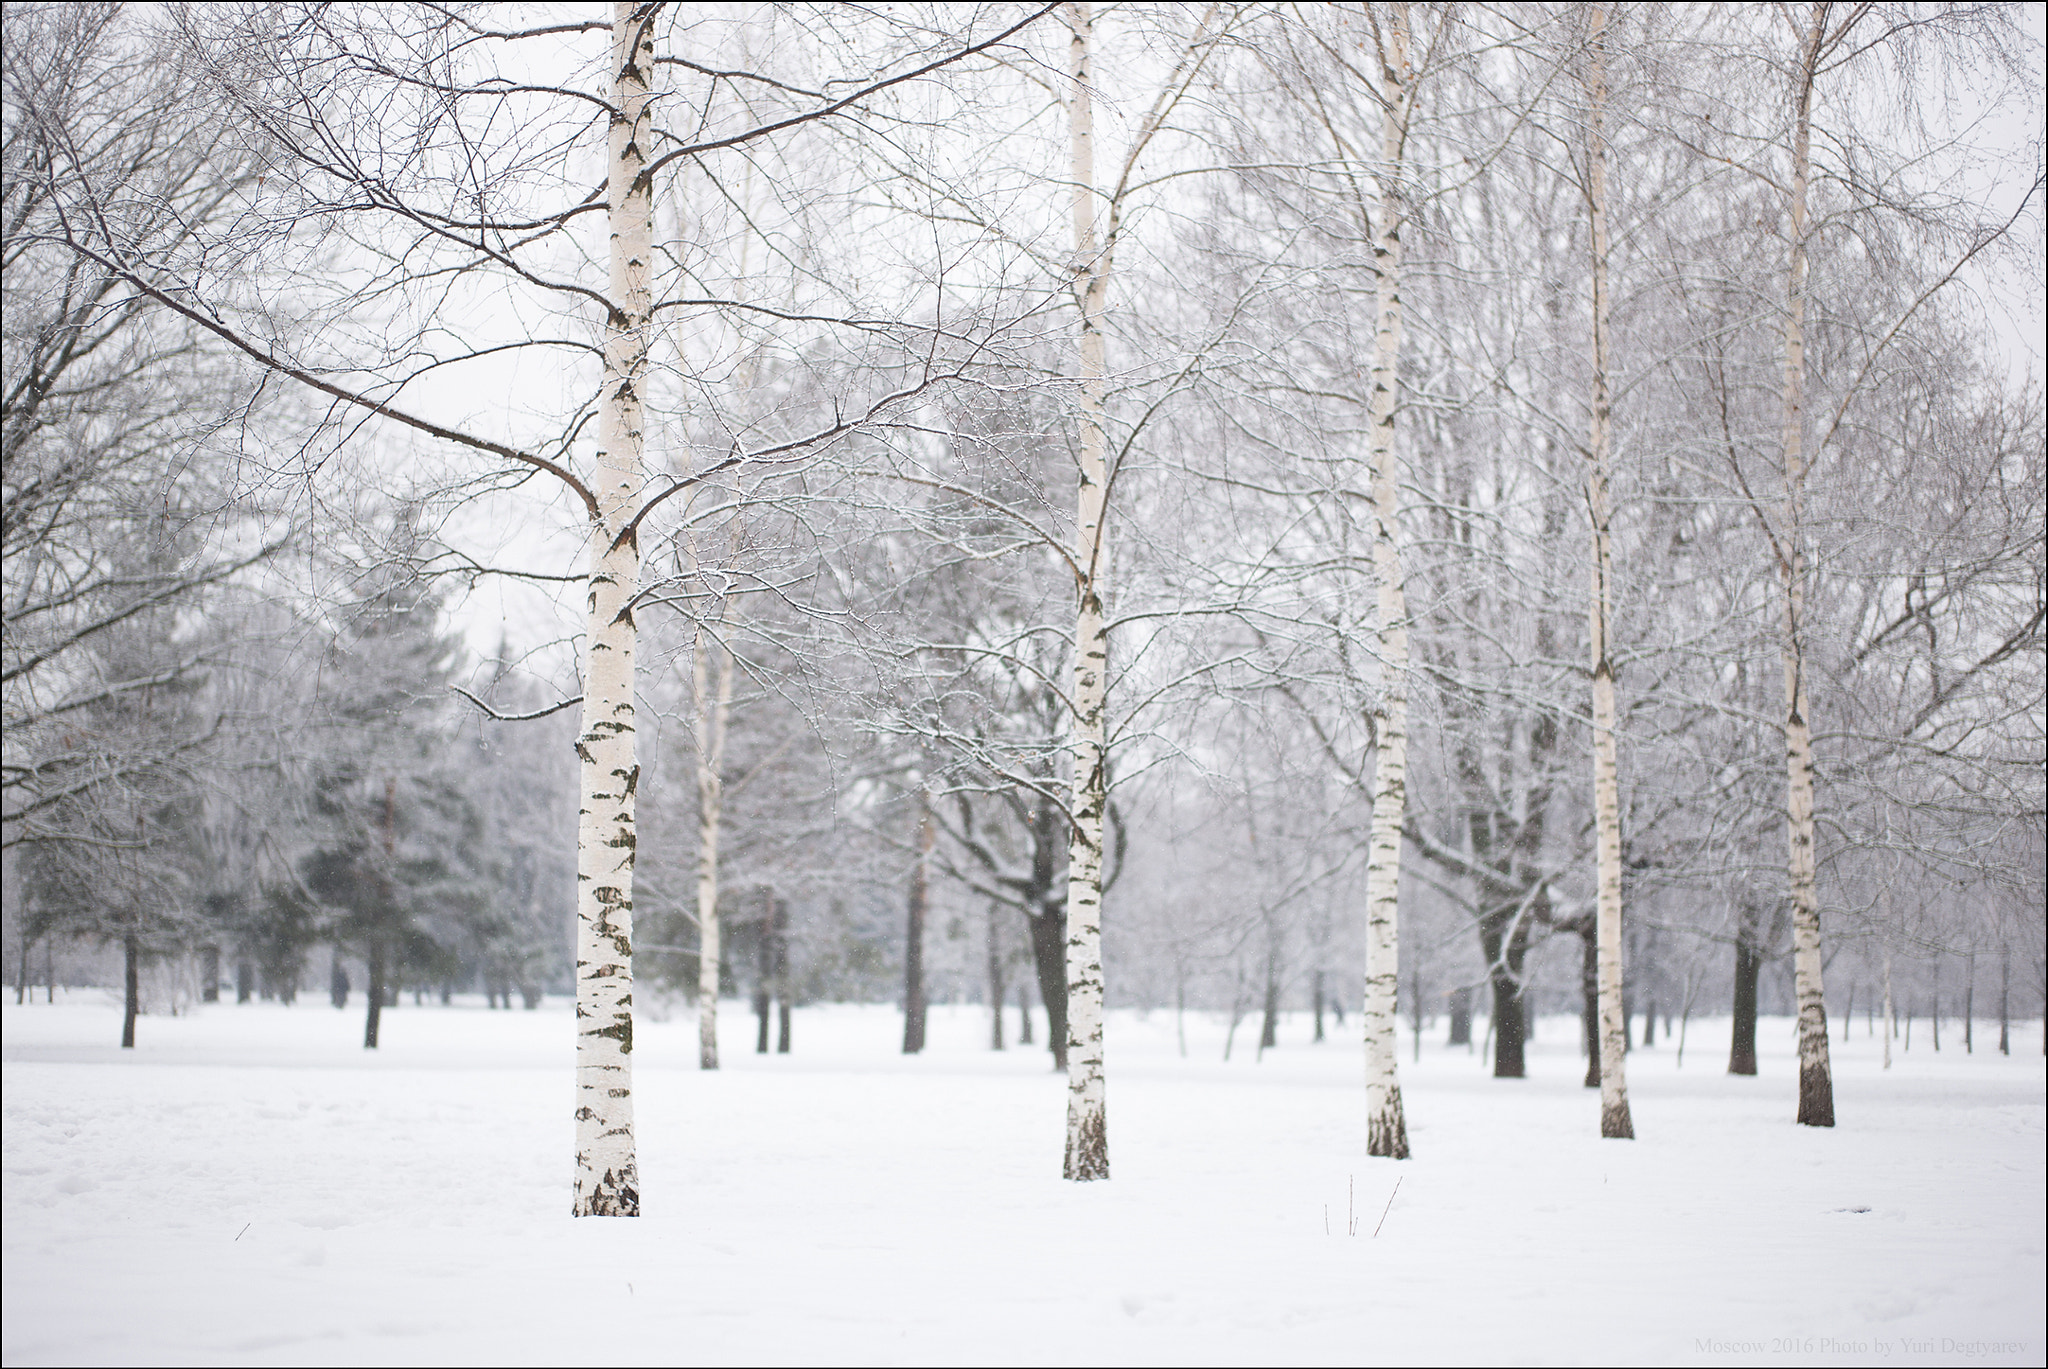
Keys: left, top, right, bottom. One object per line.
{"left": 1491, "top": 971, "right": 1526, "bottom": 1079}
{"left": 1729, "top": 909, "right": 1762, "bottom": 1076}
{"left": 1642, "top": 996, "right": 1656, "bottom": 1047}
{"left": 1019, "top": 983, "right": 1035, "bottom": 1046}
{"left": 330, "top": 950, "right": 349, "bottom": 1009}
{"left": 1479, "top": 900, "right": 1531, "bottom": 1078}
{"left": 754, "top": 896, "right": 773, "bottom": 1055}
{"left": 1409, "top": 963, "right": 1423, "bottom": 1064}
{"left": 1932, "top": 992, "right": 1941, "bottom": 1051}
{"left": 986, "top": 902, "right": 1006, "bottom": 1051}
{"left": 1312, "top": 970, "right": 1325, "bottom": 1042}
{"left": 1581, "top": 926, "right": 1600, "bottom": 1088}
{"left": 236, "top": 960, "right": 255, "bottom": 1004}
{"left": 121, "top": 932, "right": 140, "bottom": 1049}
{"left": 200, "top": 945, "right": 220, "bottom": 1002}
{"left": 1999, "top": 944, "right": 2010, "bottom": 1055}
{"left": 1257, "top": 954, "right": 1280, "bottom": 1053}
{"left": 774, "top": 897, "right": 791, "bottom": 1054}
{"left": 1026, "top": 910, "right": 1067, "bottom": 1070}
{"left": 364, "top": 941, "right": 385, "bottom": 1049}
{"left": 902, "top": 798, "right": 931, "bottom": 1055}
{"left": 1448, "top": 985, "right": 1472, "bottom": 1045}
{"left": 14, "top": 933, "right": 29, "bottom": 1006}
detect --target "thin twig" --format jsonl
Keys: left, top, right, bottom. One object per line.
{"left": 1372, "top": 1176, "right": 1402, "bottom": 1238}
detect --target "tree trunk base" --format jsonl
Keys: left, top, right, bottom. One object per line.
{"left": 1797, "top": 1060, "right": 1835, "bottom": 1127}
{"left": 1601, "top": 1098, "right": 1635, "bottom": 1139}
{"left": 572, "top": 1161, "right": 641, "bottom": 1217}
{"left": 1063, "top": 1102, "right": 1108, "bottom": 1182}
{"left": 1367, "top": 1087, "right": 1411, "bottom": 1159}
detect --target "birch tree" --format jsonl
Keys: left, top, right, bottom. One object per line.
{"left": 1578, "top": 3, "right": 1632, "bottom": 1140}
{"left": 27, "top": 0, "right": 1055, "bottom": 1212}
{"left": 1060, "top": 0, "right": 1114, "bottom": 1182}
{"left": 1356, "top": 1, "right": 1416, "bottom": 1162}
{"left": 1056, "top": 0, "right": 1230, "bottom": 1182}
{"left": 692, "top": 613, "right": 735, "bottom": 1070}
{"left": 1768, "top": 0, "right": 1838, "bottom": 1130}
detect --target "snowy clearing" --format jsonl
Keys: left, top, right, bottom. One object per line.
{"left": 4, "top": 996, "right": 2042, "bottom": 1367}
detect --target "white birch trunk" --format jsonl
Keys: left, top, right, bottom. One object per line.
{"left": 1780, "top": 5, "right": 1835, "bottom": 1128}
{"left": 1582, "top": 4, "right": 1634, "bottom": 1142}
{"left": 693, "top": 625, "right": 733, "bottom": 1070}
{"left": 1361, "top": 2, "right": 1413, "bottom": 1162}
{"left": 571, "top": 1, "right": 654, "bottom": 1217}
{"left": 1062, "top": 0, "right": 1111, "bottom": 1182}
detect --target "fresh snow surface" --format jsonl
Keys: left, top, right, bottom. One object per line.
{"left": 4, "top": 994, "right": 2042, "bottom": 1367}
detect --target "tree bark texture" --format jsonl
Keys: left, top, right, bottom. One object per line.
{"left": 364, "top": 938, "right": 385, "bottom": 1049}
{"left": 1582, "top": 5, "right": 1632, "bottom": 1139}
{"left": 694, "top": 627, "right": 734, "bottom": 1071}
{"left": 1779, "top": 2, "right": 1835, "bottom": 1130}
{"left": 1027, "top": 910, "right": 1064, "bottom": 1067}
{"left": 121, "top": 931, "right": 138, "bottom": 1049}
{"left": 1998, "top": 943, "right": 2009, "bottom": 1055}
{"left": 1730, "top": 905, "right": 1761, "bottom": 1075}
{"left": 987, "top": 902, "right": 1007, "bottom": 1050}
{"left": 1484, "top": 923, "right": 1530, "bottom": 1078}
{"left": 1258, "top": 945, "right": 1281, "bottom": 1054}
{"left": 1580, "top": 925, "right": 1600, "bottom": 1087}
{"left": 1361, "top": 2, "right": 1413, "bottom": 1162}
{"left": 903, "top": 788, "right": 932, "bottom": 1054}
{"left": 1882, "top": 946, "right": 1895, "bottom": 1069}
{"left": 1062, "top": 1, "right": 1111, "bottom": 1181}
{"left": 571, "top": 1, "right": 653, "bottom": 1217}
{"left": 755, "top": 894, "right": 773, "bottom": 1055}
{"left": 774, "top": 896, "right": 791, "bottom": 1054}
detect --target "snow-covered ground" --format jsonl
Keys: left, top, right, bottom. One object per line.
{"left": 4, "top": 993, "right": 2042, "bottom": 1366}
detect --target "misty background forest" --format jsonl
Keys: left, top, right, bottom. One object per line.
{"left": 3, "top": 1, "right": 2043, "bottom": 1362}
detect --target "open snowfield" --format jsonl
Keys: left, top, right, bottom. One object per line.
{"left": 3, "top": 994, "right": 2042, "bottom": 1367}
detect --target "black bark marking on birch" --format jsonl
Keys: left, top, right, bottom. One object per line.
{"left": 1367, "top": 1083, "right": 1411, "bottom": 1160}
{"left": 1064, "top": 1108, "right": 1109, "bottom": 1181}
{"left": 593, "top": 1016, "right": 633, "bottom": 1054}
{"left": 1799, "top": 1039, "right": 1835, "bottom": 1127}
{"left": 576, "top": 1164, "right": 640, "bottom": 1218}
{"left": 576, "top": 742, "right": 596, "bottom": 765}
{"left": 621, "top": 765, "right": 640, "bottom": 796}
